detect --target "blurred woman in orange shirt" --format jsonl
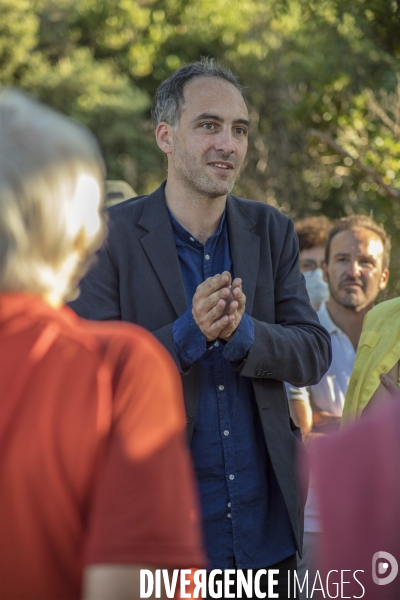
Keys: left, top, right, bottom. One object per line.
{"left": 0, "top": 89, "right": 204, "bottom": 600}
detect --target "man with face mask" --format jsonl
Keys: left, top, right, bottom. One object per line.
{"left": 287, "top": 214, "right": 390, "bottom": 599}
{"left": 295, "top": 216, "right": 332, "bottom": 311}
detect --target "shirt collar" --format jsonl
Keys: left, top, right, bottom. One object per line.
{"left": 317, "top": 301, "right": 339, "bottom": 335}
{"left": 0, "top": 292, "right": 77, "bottom": 327}
{"left": 168, "top": 208, "right": 227, "bottom": 246}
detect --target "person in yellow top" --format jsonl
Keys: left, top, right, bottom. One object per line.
{"left": 342, "top": 296, "right": 400, "bottom": 423}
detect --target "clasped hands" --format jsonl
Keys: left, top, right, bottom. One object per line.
{"left": 192, "top": 271, "right": 246, "bottom": 342}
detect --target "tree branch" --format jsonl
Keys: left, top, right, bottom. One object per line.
{"left": 365, "top": 89, "right": 400, "bottom": 138}
{"left": 309, "top": 128, "right": 400, "bottom": 200}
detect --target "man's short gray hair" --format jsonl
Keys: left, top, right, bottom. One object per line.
{"left": 151, "top": 57, "right": 248, "bottom": 128}
{"left": 0, "top": 89, "right": 106, "bottom": 303}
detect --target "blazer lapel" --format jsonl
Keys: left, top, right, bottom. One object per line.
{"left": 139, "top": 184, "right": 188, "bottom": 317}
{"left": 226, "top": 196, "right": 260, "bottom": 315}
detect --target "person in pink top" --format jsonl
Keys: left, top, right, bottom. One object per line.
{"left": 313, "top": 376, "right": 400, "bottom": 600}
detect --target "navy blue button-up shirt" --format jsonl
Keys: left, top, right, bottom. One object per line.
{"left": 170, "top": 210, "right": 296, "bottom": 570}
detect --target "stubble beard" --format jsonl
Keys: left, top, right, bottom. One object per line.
{"left": 173, "top": 144, "right": 237, "bottom": 198}
{"left": 329, "top": 286, "right": 365, "bottom": 311}
{"left": 195, "top": 172, "right": 235, "bottom": 198}
{"left": 178, "top": 162, "right": 236, "bottom": 198}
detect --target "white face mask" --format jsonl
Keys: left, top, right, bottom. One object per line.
{"left": 303, "top": 268, "right": 330, "bottom": 311}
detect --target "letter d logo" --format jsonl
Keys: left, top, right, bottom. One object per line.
{"left": 372, "top": 552, "right": 398, "bottom": 586}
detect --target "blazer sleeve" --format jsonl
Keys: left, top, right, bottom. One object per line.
{"left": 70, "top": 245, "right": 191, "bottom": 375}
{"left": 232, "top": 218, "right": 332, "bottom": 387}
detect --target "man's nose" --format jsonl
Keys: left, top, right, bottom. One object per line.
{"left": 347, "top": 260, "right": 362, "bottom": 277}
{"left": 215, "top": 128, "right": 235, "bottom": 154}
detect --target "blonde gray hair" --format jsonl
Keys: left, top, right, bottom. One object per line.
{"left": 0, "top": 89, "right": 106, "bottom": 303}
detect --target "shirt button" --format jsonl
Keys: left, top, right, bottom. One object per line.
{"left": 205, "top": 254, "right": 210, "bottom": 260}
{"left": 229, "top": 474, "right": 235, "bottom": 481}
{"left": 223, "top": 430, "right": 230, "bottom": 436}
{"left": 214, "top": 340, "right": 219, "bottom": 347}
{"left": 218, "top": 385, "right": 224, "bottom": 391}
{"left": 190, "top": 237, "right": 195, "bottom": 242}
{"left": 228, "top": 502, "right": 231, "bottom": 508}
{"left": 227, "top": 513, "right": 232, "bottom": 518}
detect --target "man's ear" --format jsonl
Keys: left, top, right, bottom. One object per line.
{"left": 155, "top": 122, "right": 173, "bottom": 154}
{"left": 379, "top": 268, "right": 389, "bottom": 291}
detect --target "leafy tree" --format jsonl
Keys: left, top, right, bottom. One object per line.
{"left": 1, "top": 0, "right": 399, "bottom": 296}
{"left": 0, "top": 0, "right": 39, "bottom": 83}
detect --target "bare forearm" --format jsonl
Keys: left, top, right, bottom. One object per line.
{"left": 312, "top": 410, "right": 341, "bottom": 430}
{"left": 289, "top": 400, "right": 312, "bottom": 437}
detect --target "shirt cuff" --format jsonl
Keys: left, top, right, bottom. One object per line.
{"left": 285, "top": 382, "right": 310, "bottom": 403}
{"left": 172, "top": 308, "right": 208, "bottom": 368}
{"left": 222, "top": 312, "right": 254, "bottom": 362}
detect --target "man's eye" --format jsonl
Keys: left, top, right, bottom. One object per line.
{"left": 300, "top": 260, "right": 317, "bottom": 272}
{"left": 235, "top": 127, "right": 247, "bottom": 135}
{"left": 202, "top": 122, "right": 216, "bottom": 130}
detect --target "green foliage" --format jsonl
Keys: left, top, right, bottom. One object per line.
{"left": 0, "top": 0, "right": 39, "bottom": 83}
{"left": 1, "top": 0, "right": 399, "bottom": 297}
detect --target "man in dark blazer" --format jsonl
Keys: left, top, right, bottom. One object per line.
{"left": 71, "top": 59, "right": 331, "bottom": 597}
